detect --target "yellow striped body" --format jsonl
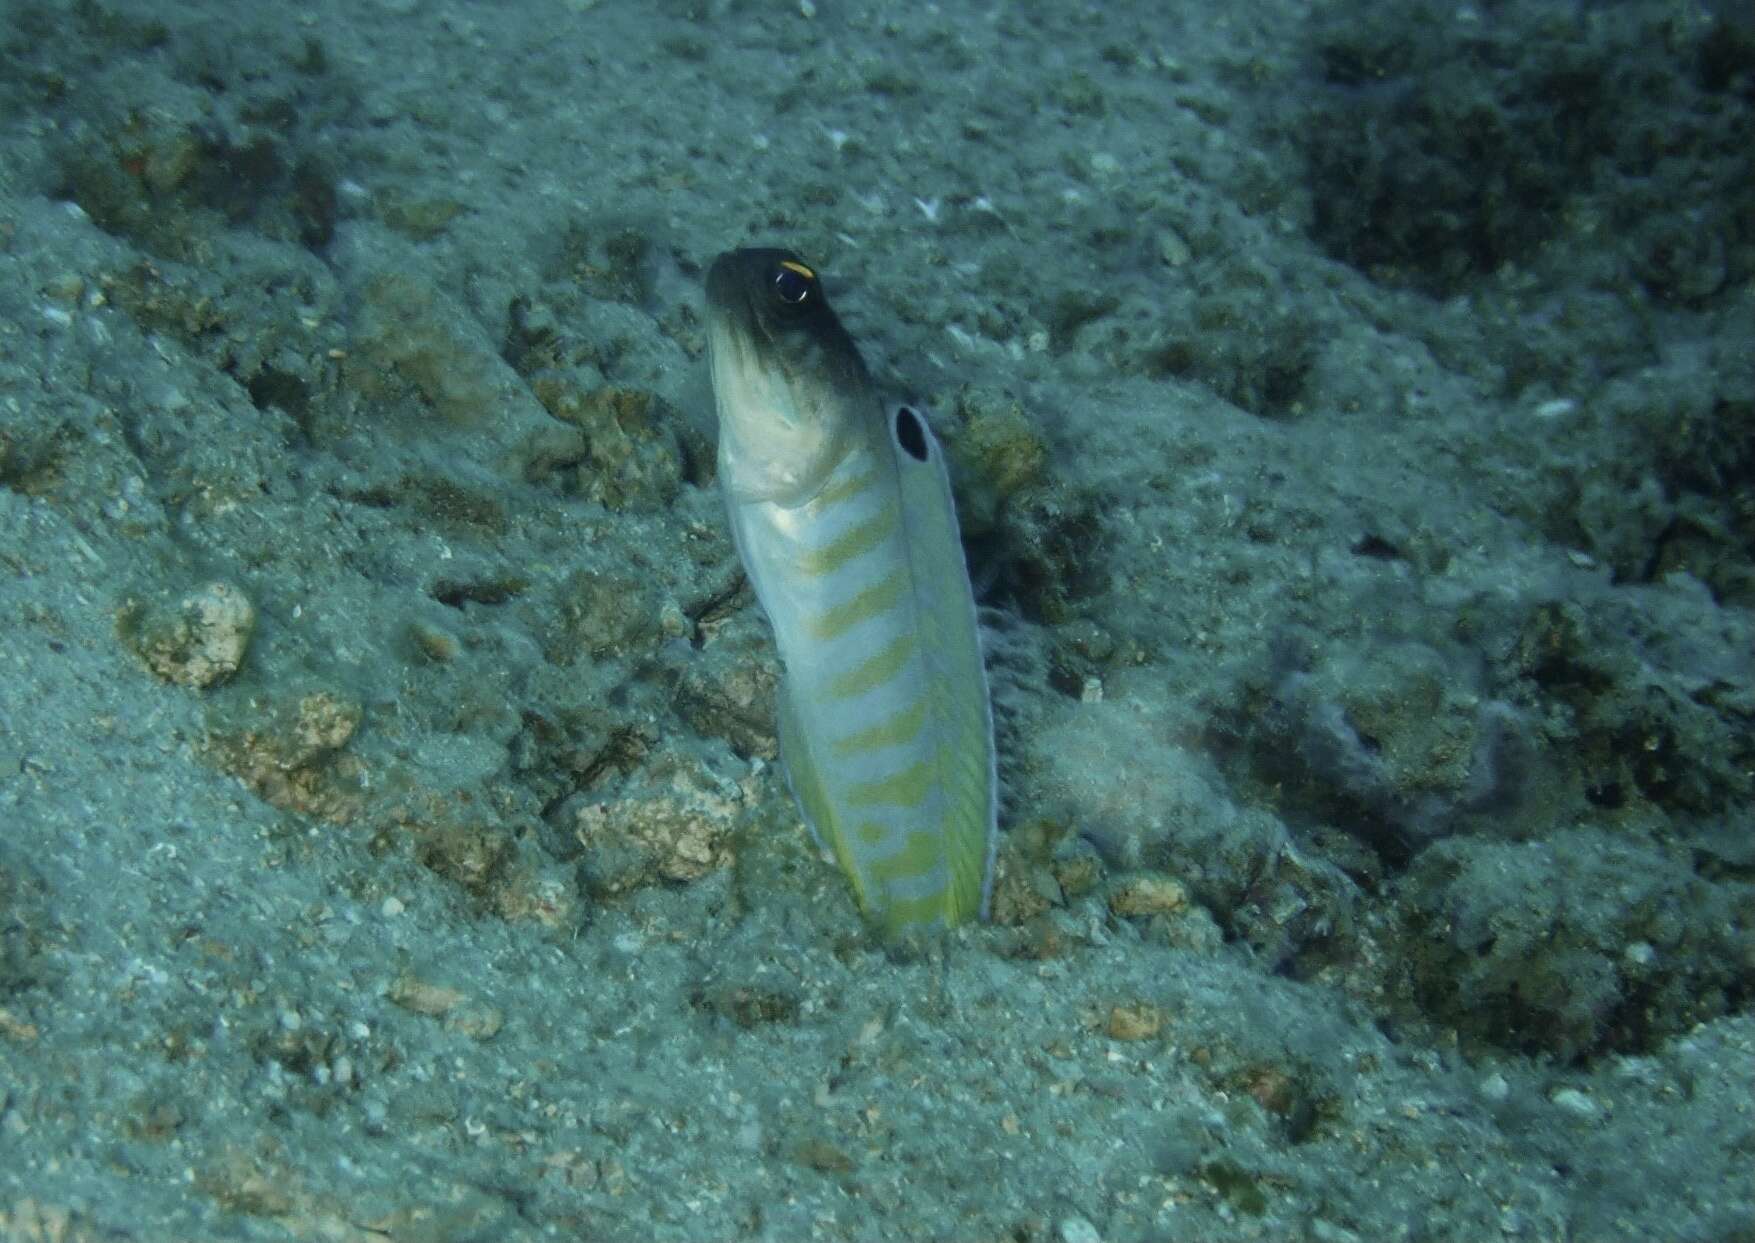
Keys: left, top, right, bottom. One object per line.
{"left": 728, "top": 425, "right": 995, "bottom": 932}
{"left": 705, "top": 248, "right": 995, "bottom": 935}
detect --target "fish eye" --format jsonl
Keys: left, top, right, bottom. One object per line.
{"left": 771, "top": 260, "right": 815, "bottom": 310}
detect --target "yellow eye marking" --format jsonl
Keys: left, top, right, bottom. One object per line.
{"left": 779, "top": 259, "right": 815, "bottom": 280}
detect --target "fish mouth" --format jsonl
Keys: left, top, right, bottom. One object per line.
{"left": 704, "top": 251, "right": 754, "bottom": 329}
{"left": 703, "top": 246, "right": 872, "bottom": 425}
{"left": 705, "top": 248, "right": 863, "bottom": 505}
{"left": 704, "top": 248, "right": 866, "bottom": 381}
{"left": 704, "top": 249, "right": 787, "bottom": 356}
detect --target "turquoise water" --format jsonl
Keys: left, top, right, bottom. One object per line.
{"left": 0, "top": 0, "right": 1750, "bottom": 1238}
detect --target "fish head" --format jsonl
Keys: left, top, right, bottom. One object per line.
{"left": 705, "top": 248, "right": 872, "bottom": 506}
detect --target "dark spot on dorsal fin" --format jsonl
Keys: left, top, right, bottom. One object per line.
{"left": 894, "top": 406, "right": 928, "bottom": 462}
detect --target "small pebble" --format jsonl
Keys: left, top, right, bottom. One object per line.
{"left": 1108, "top": 873, "right": 1187, "bottom": 918}
{"left": 1058, "top": 1215, "right": 1101, "bottom": 1243}
{"left": 1550, "top": 1087, "right": 1601, "bottom": 1122}
{"left": 1105, "top": 1003, "right": 1164, "bottom": 1041}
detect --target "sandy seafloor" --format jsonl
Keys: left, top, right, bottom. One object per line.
{"left": 1, "top": 0, "right": 1752, "bottom": 1238}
